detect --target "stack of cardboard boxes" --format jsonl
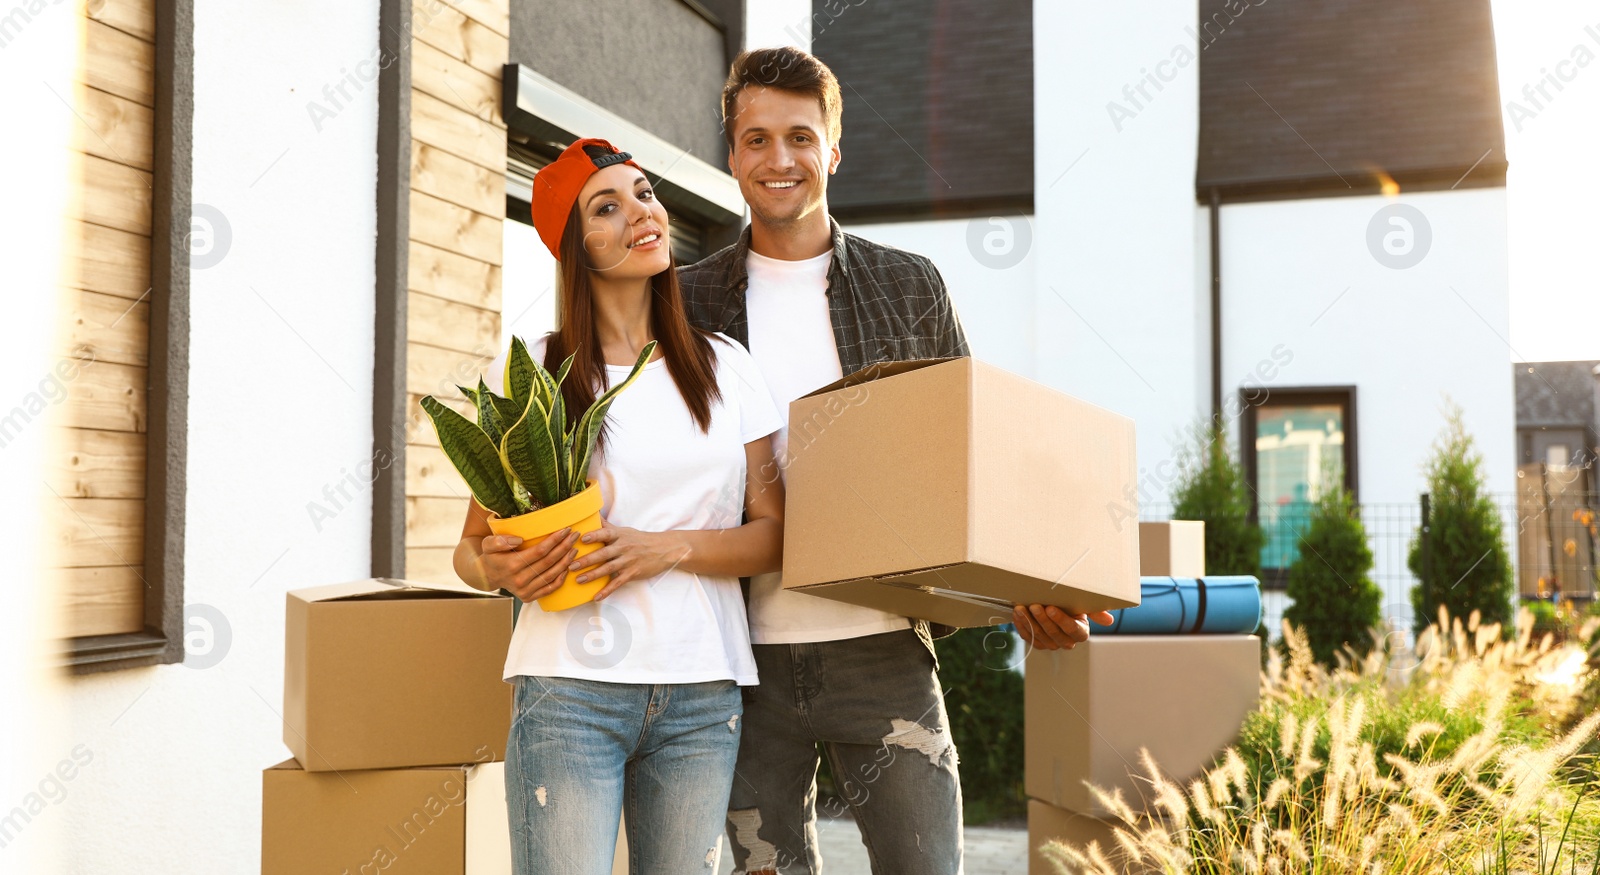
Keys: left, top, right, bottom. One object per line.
{"left": 1024, "top": 522, "right": 1262, "bottom": 873}
{"left": 259, "top": 579, "right": 629, "bottom": 874}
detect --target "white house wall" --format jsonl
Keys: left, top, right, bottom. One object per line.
{"left": 1216, "top": 189, "right": 1515, "bottom": 505}
{"left": 1032, "top": 0, "right": 1203, "bottom": 508}
{"left": 57, "top": 2, "right": 382, "bottom": 872}
{"left": 1214, "top": 189, "right": 1515, "bottom": 632}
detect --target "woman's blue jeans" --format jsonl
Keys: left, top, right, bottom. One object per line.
{"left": 505, "top": 675, "right": 743, "bottom": 874}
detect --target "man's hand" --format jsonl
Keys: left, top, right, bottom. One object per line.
{"left": 1013, "top": 605, "right": 1115, "bottom": 651}
{"left": 570, "top": 522, "right": 691, "bottom": 600}
{"left": 476, "top": 528, "right": 580, "bottom": 603}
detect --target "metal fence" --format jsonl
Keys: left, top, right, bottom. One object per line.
{"left": 1140, "top": 490, "right": 1598, "bottom": 641}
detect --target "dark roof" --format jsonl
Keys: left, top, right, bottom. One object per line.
{"left": 812, "top": 0, "right": 1033, "bottom": 220}
{"left": 1515, "top": 361, "right": 1600, "bottom": 428}
{"left": 1198, "top": 0, "right": 1507, "bottom": 201}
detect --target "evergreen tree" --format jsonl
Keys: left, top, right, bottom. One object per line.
{"left": 1408, "top": 403, "right": 1514, "bottom": 634}
{"left": 1171, "top": 423, "right": 1264, "bottom": 579}
{"left": 1282, "top": 486, "right": 1382, "bottom": 666}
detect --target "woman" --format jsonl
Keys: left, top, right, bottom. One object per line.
{"left": 452, "top": 138, "right": 784, "bottom": 874}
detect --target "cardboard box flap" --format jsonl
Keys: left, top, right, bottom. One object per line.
{"left": 798, "top": 357, "right": 961, "bottom": 399}
{"left": 290, "top": 577, "right": 499, "bottom": 604}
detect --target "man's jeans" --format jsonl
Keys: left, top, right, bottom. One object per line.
{"left": 505, "top": 675, "right": 742, "bottom": 874}
{"left": 725, "top": 630, "right": 963, "bottom": 874}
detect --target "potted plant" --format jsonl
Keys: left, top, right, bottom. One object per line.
{"left": 420, "top": 336, "right": 656, "bottom": 611}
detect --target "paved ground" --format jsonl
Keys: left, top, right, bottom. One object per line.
{"left": 715, "top": 815, "right": 1028, "bottom": 874}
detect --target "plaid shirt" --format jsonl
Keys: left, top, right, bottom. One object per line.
{"left": 678, "top": 219, "right": 970, "bottom": 369}
{"left": 678, "top": 218, "right": 971, "bottom": 653}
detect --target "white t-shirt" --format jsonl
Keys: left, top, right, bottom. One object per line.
{"left": 742, "top": 249, "right": 912, "bottom": 644}
{"left": 491, "top": 332, "right": 781, "bottom": 686}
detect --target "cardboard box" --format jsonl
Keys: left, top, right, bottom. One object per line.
{"left": 284, "top": 578, "right": 513, "bottom": 771}
{"left": 262, "top": 758, "right": 502, "bottom": 875}
{"left": 781, "top": 357, "right": 1140, "bottom": 628}
{"left": 1138, "top": 520, "right": 1205, "bottom": 576}
{"left": 1024, "top": 635, "right": 1260, "bottom": 816}
{"left": 1028, "top": 798, "right": 1163, "bottom": 875}
{"left": 262, "top": 760, "right": 628, "bottom": 875}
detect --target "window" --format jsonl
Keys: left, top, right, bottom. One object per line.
{"left": 1240, "top": 387, "right": 1358, "bottom": 588}
{"left": 59, "top": 0, "right": 192, "bottom": 671}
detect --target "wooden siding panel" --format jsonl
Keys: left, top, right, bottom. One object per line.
{"left": 409, "top": 189, "right": 503, "bottom": 265}
{"left": 62, "top": 220, "right": 151, "bottom": 300}
{"left": 404, "top": 546, "right": 459, "bottom": 585}
{"left": 411, "top": 89, "right": 506, "bottom": 175}
{"left": 83, "top": 0, "right": 156, "bottom": 43}
{"left": 59, "top": 359, "right": 147, "bottom": 433}
{"left": 56, "top": 565, "right": 145, "bottom": 637}
{"left": 406, "top": 341, "right": 497, "bottom": 401}
{"left": 411, "top": 139, "right": 503, "bottom": 218}
{"left": 411, "top": 2, "right": 509, "bottom": 80}
{"left": 61, "top": 287, "right": 150, "bottom": 367}
{"left": 48, "top": 497, "right": 145, "bottom": 569}
{"left": 81, "top": 18, "right": 155, "bottom": 107}
{"left": 69, "top": 83, "right": 155, "bottom": 171}
{"left": 47, "top": 427, "right": 146, "bottom": 499}
{"left": 407, "top": 495, "right": 469, "bottom": 547}
{"left": 411, "top": 38, "right": 502, "bottom": 127}
{"left": 407, "top": 442, "right": 471, "bottom": 499}
{"left": 69, "top": 153, "right": 154, "bottom": 236}
{"left": 409, "top": 291, "right": 499, "bottom": 357}
{"left": 408, "top": 240, "right": 502, "bottom": 311}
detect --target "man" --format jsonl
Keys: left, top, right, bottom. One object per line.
{"left": 679, "top": 47, "right": 1111, "bottom": 875}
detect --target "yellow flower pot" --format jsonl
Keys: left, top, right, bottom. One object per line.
{"left": 486, "top": 480, "right": 607, "bottom": 612}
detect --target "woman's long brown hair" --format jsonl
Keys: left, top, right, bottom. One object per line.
{"left": 543, "top": 206, "right": 723, "bottom": 447}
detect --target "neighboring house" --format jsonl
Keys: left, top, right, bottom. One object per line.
{"left": 1514, "top": 360, "right": 1600, "bottom": 486}
{"left": 813, "top": 0, "right": 1515, "bottom": 630}
{"left": 1512, "top": 360, "right": 1600, "bottom": 600}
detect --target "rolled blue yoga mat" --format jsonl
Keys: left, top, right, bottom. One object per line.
{"left": 1096, "top": 576, "right": 1262, "bottom": 635}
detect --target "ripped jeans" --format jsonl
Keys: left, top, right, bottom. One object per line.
{"left": 725, "top": 630, "right": 963, "bottom": 874}
{"left": 505, "top": 675, "right": 742, "bottom": 874}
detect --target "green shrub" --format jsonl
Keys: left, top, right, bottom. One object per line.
{"left": 935, "top": 627, "right": 1026, "bottom": 824}
{"left": 1041, "top": 611, "right": 1600, "bottom": 874}
{"left": 1171, "top": 423, "right": 1265, "bottom": 580}
{"left": 1282, "top": 487, "right": 1383, "bottom": 666}
{"left": 1408, "top": 402, "right": 1514, "bottom": 635}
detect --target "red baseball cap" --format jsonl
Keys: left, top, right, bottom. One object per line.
{"left": 531, "top": 137, "right": 643, "bottom": 259}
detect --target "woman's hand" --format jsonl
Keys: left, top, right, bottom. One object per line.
{"left": 476, "top": 527, "right": 581, "bottom": 603}
{"left": 570, "top": 521, "right": 690, "bottom": 600}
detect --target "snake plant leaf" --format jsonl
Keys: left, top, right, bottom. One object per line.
{"left": 474, "top": 378, "right": 502, "bottom": 446}
{"left": 500, "top": 399, "right": 564, "bottom": 508}
{"left": 420, "top": 395, "right": 520, "bottom": 519}
{"left": 554, "top": 352, "right": 574, "bottom": 392}
{"left": 457, "top": 384, "right": 480, "bottom": 406}
{"left": 506, "top": 336, "right": 537, "bottom": 414}
{"left": 569, "top": 341, "right": 656, "bottom": 495}
{"left": 485, "top": 390, "right": 522, "bottom": 433}
{"left": 534, "top": 361, "right": 564, "bottom": 436}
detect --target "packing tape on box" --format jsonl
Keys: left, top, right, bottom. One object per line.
{"left": 1097, "top": 576, "right": 1261, "bottom": 635}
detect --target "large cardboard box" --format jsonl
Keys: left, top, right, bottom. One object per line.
{"left": 1028, "top": 798, "right": 1163, "bottom": 875}
{"left": 262, "top": 760, "right": 630, "bottom": 875}
{"left": 262, "top": 758, "right": 505, "bottom": 875}
{"left": 1138, "top": 520, "right": 1205, "bottom": 576}
{"left": 284, "top": 578, "right": 513, "bottom": 771}
{"left": 781, "top": 357, "right": 1140, "bottom": 628}
{"left": 1025, "top": 635, "right": 1260, "bottom": 816}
